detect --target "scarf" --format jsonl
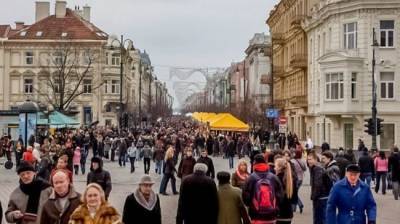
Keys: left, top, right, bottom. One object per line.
{"left": 133, "top": 188, "right": 157, "bottom": 211}
{"left": 236, "top": 170, "right": 249, "bottom": 181}
{"left": 19, "top": 178, "right": 51, "bottom": 214}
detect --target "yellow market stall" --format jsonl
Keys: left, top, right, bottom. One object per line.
{"left": 209, "top": 113, "right": 249, "bottom": 132}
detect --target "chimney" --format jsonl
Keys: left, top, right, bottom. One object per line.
{"left": 83, "top": 5, "right": 91, "bottom": 22}
{"left": 55, "top": 0, "right": 67, "bottom": 18}
{"left": 15, "top": 22, "right": 25, "bottom": 30}
{"left": 35, "top": 1, "right": 50, "bottom": 22}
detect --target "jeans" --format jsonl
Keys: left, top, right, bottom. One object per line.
{"left": 119, "top": 152, "right": 126, "bottom": 167}
{"left": 80, "top": 160, "right": 86, "bottom": 175}
{"left": 159, "top": 173, "right": 177, "bottom": 194}
{"left": 375, "top": 171, "right": 387, "bottom": 194}
{"left": 155, "top": 160, "right": 163, "bottom": 174}
{"left": 392, "top": 181, "right": 400, "bottom": 200}
{"left": 312, "top": 198, "right": 327, "bottom": 224}
{"left": 228, "top": 156, "right": 234, "bottom": 169}
{"left": 144, "top": 158, "right": 151, "bottom": 174}
{"left": 73, "top": 165, "right": 79, "bottom": 175}
{"left": 360, "top": 172, "right": 372, "bottom": 187}
{"left": 292, "top": 180, "right": 304, "bottom": 212}
{"left": 129, "top": 157, "right": 136, "bottom": 173}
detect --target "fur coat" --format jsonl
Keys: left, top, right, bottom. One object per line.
{"left": 68, "top": 204, "right": 122, "bottom": 224}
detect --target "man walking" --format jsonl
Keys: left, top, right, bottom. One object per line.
{"left": 388, "top": 146, "right": 400, "bottom": 200}
{"left": 326, "top": 164, "right": 376, "bottom": 224}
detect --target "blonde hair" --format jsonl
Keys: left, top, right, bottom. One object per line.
{"left": 82, "top": 183, "right": 106, "bottom": 206}
{"left": 165, "top": 147, "right": 174, "bottom": 161}
{"left": 275, "top": 158, "right": 293, "bottom": 199}
{"left": 237, "top": 159, "right": 248, "bottom": 170}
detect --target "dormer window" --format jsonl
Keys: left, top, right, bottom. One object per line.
{"left": 36, "top": 31, "right": 43, "bottom": 37}
{"left": 61, "top": 32, "right": 68, "bottom": 37}
{"left": 20, "top": 31, "right": 26, "bottom": 36}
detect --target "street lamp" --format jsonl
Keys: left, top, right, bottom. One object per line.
{"left": 371, "top": 28, "right": 379, "bottom": 151}
{"left": 110, "top": 35, "right": 134, "bottom": 130}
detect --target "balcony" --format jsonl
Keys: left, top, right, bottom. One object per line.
{"left": 273, "top": 66, "right": 284, "bottom": 77}
{"left": 289, "top": 95, "right": 307, "bottom": 108}
{"left": 274, "top": 99, "right": 286, "bottom": 109}
{"left": 290, "top": 54, "right": 307, "bottom": 69}
{"left": 271, "top": 33, "right": 285, "bottom": 45}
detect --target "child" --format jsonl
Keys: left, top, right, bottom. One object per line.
{"left": 73, "top": 147, "right": 81, "bottom": 175}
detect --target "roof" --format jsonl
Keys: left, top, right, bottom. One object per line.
{"left": 140, "top": 50, "right": 151, "bottom": 65}
{"left": 0, "top": 25, "right": 10, "bottom": 38}
{"left": 8, "top": 9, "right": 108, "bottom": 41}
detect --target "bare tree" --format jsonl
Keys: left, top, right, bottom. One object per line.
{"left": 36, "top": 43, "right": 104, "bottom": 112}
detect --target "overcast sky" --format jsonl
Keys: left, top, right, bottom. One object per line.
{"left": 0, "top": 0, "right": 279, "bottom": 108}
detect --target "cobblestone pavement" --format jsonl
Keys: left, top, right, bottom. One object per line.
{"left": 1, "top": 156, "right": 399, "bottom": 224}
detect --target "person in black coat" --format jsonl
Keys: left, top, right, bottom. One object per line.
{"left": 123, "top": 175, "right": 161, "bottom": 224}
{"left": 87, "top": 157, "right": 112, "bottom": 200}
{"left": 335, "top": 149, "right": 351, "bottom": 179}
{"left": 196, "top": 149, "right": 215, "bottom": 179}
{"left": 358, "top": 149, "right": 375, "bottom": 187}
{"left": 176, "top": 163, "right": 218, "bottom": 224}
{"left": 388, "top": 147, "right": 400, "bottom": 200}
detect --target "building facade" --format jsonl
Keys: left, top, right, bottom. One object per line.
{"left": 305, "top": 0, "right": 400, "bottom": 150}
{"left": 267, "top": 0, "right": 311, "bottom": 140}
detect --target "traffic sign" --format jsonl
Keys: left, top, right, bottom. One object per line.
{"left": 266, "top": 109, "right": 279, "bottom": 118}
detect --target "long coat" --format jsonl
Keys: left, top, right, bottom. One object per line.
{"left": 217, "top": 184, "right": 250, "bottom": 224}
{"left": 326, "top": 178, "right": 376, "bottom": 224}
{"left": 176, "top": 171, "right": 219, "bottom": 224}
{"left": 5, "top": 182, "right": 52, "bottom": 224}
{"left": 40, "top": 187, "right": 81, "bottom": 224}
{"left": 122, "top": 193, "right": 161, "bottom": 224}
{"left": 68, "top": 203, "right": 122, "bottom": 224}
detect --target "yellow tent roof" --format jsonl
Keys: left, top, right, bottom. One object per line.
{"left": 209, "top": 114, "right": 249, "bottom": 132}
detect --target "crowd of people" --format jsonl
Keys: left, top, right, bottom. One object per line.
{"left": 0, "top": 116, "right": 397, "bottom": 224}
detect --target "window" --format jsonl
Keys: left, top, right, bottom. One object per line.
{"left": 24, "top": 79, "right": 33, "bottom": 94}
{"left": 20, "top": 31, "right": 26, "bottom": 36}
{"left": 105, "top": 53, "right": 109, "bottom": 65}
{"left": 61, "top": 32, "right": 68, "bottom": 37}
{"left": 25, "top": 52, "right": 34, "bottom": 65}
{"left": 325, "top": 73, "right": 344, "bottom": 100}
{"left": 104, "top": 80, "right": 109, "bottom": 93}
{"left": 111, "top": 80, "right": 120, "bottom": 94}
{"left": 83, "top": 79, "right": 92, "bottom": 93}
{"left": 380, "top": 20, "right": 394, "bottom": 47}
{"left": 36, "top": 31, "right": 42, "bottom": 37}
{"left": 351, "top": 72, "right": 357, "bottom": 99}
{"left": 344, "top": 124, "right": 354, "bottom": 149}
{"left": 380, "top": 72, "right": 394, "bottom": 99}
{"left": 111, "top": 53, "right": 120, "bottom": 66}
{"left": 105, "top": 104, "right": 112, "bottom": 112}
{"left": 344, "top": 22, "right": 357, "bottom": 49}
{"left": 54, "top": 52, "right": 64, "bottom": 65}
{"left": 82, "top": 51, "right": 90, "bottom": 65}
{"left": 380, "top": 124, "right": 395, "bottom": 150}
{"left": 54, "top": 79, "right": 60, "bottom": 93}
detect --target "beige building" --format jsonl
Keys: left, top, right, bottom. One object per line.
{"left": 267, "top": 0, "right": 312, "bottom": 139}
{"left": 0, "top": 1, "right": 169, "bottom": 130}
{"left": 304, "top": 0, "right": 400, "bottom": 150}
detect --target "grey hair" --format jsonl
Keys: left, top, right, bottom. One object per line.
{"left": 194, "top": 163, "right": 208, "bottom": 173}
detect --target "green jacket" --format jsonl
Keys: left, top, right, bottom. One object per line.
{"left": 217, "top": 184, "right": 250, "bottom": 224}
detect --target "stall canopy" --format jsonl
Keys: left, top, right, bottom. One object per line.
{"left": 37, "top": 111, "right": 79, "bottom": 128}
{"left": 209, "top": 114, "right": 249, "bottom": 132}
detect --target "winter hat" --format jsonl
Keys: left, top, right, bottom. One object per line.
{"left": 91, "top": 156, "right": 102, "bottom": 164}
{"left": 194, "top": 163, "right": 208, "bottom": 173}
{"left": 138, "top": 175, "right": 155, "bottom": 185}
{"left": 254, "top": 154, "right": 266, "bottom": 164}
{"left": 346, "top": 164, "right": 361, "bottom": 173}
{"left": 17, "top": 161, "right": 35, "bottom": 174}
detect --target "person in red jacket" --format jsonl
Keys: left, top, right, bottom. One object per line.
{"left": 22, "top": 146, "right": 36, "bottom": 165}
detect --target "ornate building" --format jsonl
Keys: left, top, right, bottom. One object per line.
{"left": 267, "top": 0, "right": 312, "bottom": 140}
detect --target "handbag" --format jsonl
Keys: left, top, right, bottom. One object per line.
{"left": 5, "top": 160, "right": 13, "bottom": 169}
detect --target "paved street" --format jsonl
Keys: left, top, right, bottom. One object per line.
{"left": 1, "top": 155, "right": 400, "bottom": 224}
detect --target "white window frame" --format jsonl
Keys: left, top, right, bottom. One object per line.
{"left": 380, "top": 20, "right": 395, "bottom": 48}
{"left": 380, "top": 72, "right": 395, "bottom": 99}
{"left": 25, "top": 52, "right": 34, "bottom": 65}
{"left": 111, "top": 80, "right": 120, "bottom": 94}
{"left": 111, "top": 53, "right": 120, "bottom": 66}
{"left": 343, "top": 22, "right": 357, "bottom": 49}
{"left": 53, "top": 52, "right": 64, "bottom": 65}
{"left": 351, "top": 72, "right": 357, "bottom": 99}
{"left": 325, "top": 72, "right": 344, "bottom": 100}
{"left": 24, "top": 79, "right": 33, "bottom": 94}
{"left": 83, "top": 79, "right": 92, "bottom": 94}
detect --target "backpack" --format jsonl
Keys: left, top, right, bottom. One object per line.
{"left": 252, "top": 174, "right": 278, "bottom": 218}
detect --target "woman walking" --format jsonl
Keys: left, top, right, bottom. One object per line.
{"left": 374, "top": 151, "right": 388, "bottom": 194}
{"left": 69, "top": 183, "right": 122, "bottom": 224}
{"left": 159, "top": 147, "right": 178, "bottom": 195}
{"left": 274, "top": 157, "right": 298, "bottom": 224}
{"left": 127, "top": 142, "right": 137, "bottom": 173}
{"left": 290, "top": 150, "right": 306, "bottom": 213}
{"left": 231, "top": 159, "right": 250, "bottom": 189}
{"left": 73, "top": 147, "right": 81, "bottom": 175}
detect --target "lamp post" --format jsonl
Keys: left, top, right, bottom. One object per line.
{"left": 111, "top": 35, "right": 134, "bottom": 130}
{"left": 371, "top": 28, "right": 379, "bottom": 151}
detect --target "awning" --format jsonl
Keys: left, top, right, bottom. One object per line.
{"left": 209, "top": 113, "right": 249, "bottom": 132}
{"left": 37, "top": 111, "right": 79, "bottom": 128}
